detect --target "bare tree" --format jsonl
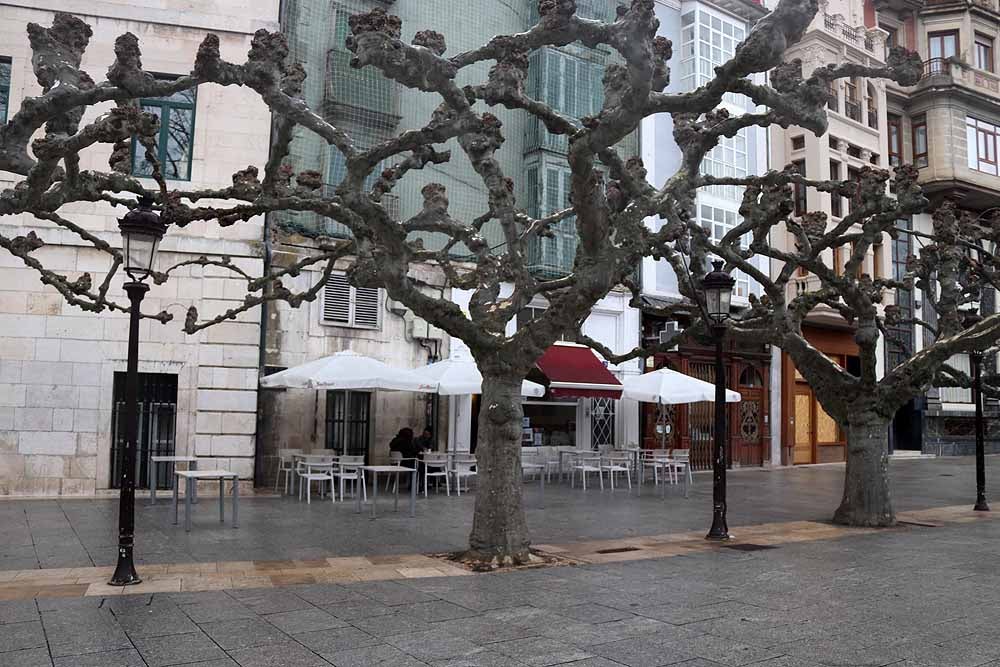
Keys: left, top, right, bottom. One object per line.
{"left": 0, "top": 0, "right": 938, "bottom": 561}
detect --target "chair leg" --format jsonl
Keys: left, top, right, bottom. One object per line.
{"left": 626, "top": 468, "right": 632, "bottom": 490}
{"left": 599, "top": 469, "right": 604, "bottom": 491}
{"left": 424, "top": 471, "right": 429, "bottom": 498}
{"left": 445, "top": 474, "right": 450, "bottom": 497}
{"left": 306, "top": 479, "right": 311, "bottom": 505}
{"left": 609, "top": 469, "right": 615, "bottom": 491}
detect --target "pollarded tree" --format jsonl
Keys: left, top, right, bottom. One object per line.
{"left": 0, "top": 0, "right": 928, "bottom": 562}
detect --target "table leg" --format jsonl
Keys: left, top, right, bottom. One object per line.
{"left": 354, "top": 469, "right": 362, "bottom": 514}
{"left": 219, "top": 478, "right": 225, "bottom": 523}
{"left": 636, "top": 454, "right": 642, "bottom": 497}
{"left": 371, "top": 471, "right": 378, "bottom": 520}
{"left": 394, "top": 472, "right": 400, "bottom": 513}
{"left": 172, "top": 474, "right": 178, "bottom": 525}
{"left": 540, "top": 467, "right": 545, "bottom": 508}
{"left": 409, "top": 469, "right": 416, "bottom": 517}
{"left": 191, "top": 460, "right": 199, "bottom": 504}
{"left": 150, "top": 460, "right": 157, "bottom": 506}
{"left": 233, "top": 476, "right": 239, "bottom": 528}
{"left": 185, "top": 477, "right": 193, "bottom": 532}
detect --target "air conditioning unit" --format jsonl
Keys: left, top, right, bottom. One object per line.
{"left": 659, "top": 322, "right": 679, "bottom": 350}
{"left": 409, "top": 318, "right": 444, "bottom": 341}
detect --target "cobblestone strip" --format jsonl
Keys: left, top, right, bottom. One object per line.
{"left": 0, "top": 505, "right": 992, "bottom": 601}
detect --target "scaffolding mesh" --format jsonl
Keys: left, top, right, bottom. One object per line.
{"left": 277, "top": 0, "right": 639, "bottom": 280}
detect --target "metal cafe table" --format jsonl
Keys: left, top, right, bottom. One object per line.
{"left": 149, "top": 455, "right": 197, "bottom": 505}
{"left": 172, "top": 469, "right": 239, "bottom": 532}
{"left": 355, "top": 465, "right": 417, "bottom": 519}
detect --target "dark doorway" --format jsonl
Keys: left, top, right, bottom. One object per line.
{"left": 325, "top": 390, "right": 371, "bottom": 462}
{"left": 891, "top": 398, "right": 923, "bottom": 451}
{"left": 110, "top": 372, "right": 178, "bottom": 490}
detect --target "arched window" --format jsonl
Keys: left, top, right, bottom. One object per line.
{"left": 739, "top": 366, "right": 763, "bottom": 387}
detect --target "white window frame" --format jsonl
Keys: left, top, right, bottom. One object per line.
{"left": 967, "top": 116, "right": 999, "bottom": 176}
{"left": 320, "top": 272, "right": 382, "bottom": 330}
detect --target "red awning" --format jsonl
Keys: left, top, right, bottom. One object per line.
{"left": 535, "top": 344, "right": 623, "bottom": 399}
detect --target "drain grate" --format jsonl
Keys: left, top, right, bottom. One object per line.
{"left": 722, "top": 543, "right": 778, "bottom": 552}
{"left": 595, "top": 546, "right": 643, "bottom": 554}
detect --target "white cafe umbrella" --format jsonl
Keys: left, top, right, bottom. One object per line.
{"left": 622, "top": 367, "right": 741, "bottom": 405}
{"left": 260, "top": 350, "right": 437, "bottom": 392}
{"left": 407, "top": 356, "right": 545, "bottom": 397}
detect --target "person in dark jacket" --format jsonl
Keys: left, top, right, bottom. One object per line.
{"left": 414, "top": 427, "right": 434, "bottom": 453}
{"left": 389, "top": 428, "right": 417, "bottom": 489}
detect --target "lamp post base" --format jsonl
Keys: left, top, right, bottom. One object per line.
{"left": 706, "top": 511, "right": 732, "bottom": 541}
{"left": 109, "top": 546, "right": 142, "bottom": 586}
{"left": 974, "top": 496, "right": 990, "bottom": 512}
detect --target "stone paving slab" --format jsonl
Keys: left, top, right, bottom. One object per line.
{"left": 7, "top": 507, "right": 1000, "bottom": 667}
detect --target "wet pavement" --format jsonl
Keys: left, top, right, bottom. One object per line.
{"left": 0, "top": 456, "right": 995, "bottom": 571}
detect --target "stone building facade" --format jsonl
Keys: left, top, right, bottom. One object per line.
{"left": 0, "top": 0, "right": 277, "bottom": 495}
{"left": 880, "top": 0, "right": 1000, "bottom": 455}
{"left": 771, "top": 0, "right": 892, "bottom": 464}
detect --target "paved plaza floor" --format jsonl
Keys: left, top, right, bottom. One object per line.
{"left": 2, "top": 457, "right": 1000, "bottom": 666}
{"left": 0, "top": 503, "right": 999, "bottom": 665}
{"left": 0, "top": 456, "right": 994, "bottom": 571}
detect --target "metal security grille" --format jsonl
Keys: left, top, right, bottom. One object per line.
{"left": 688, "top": 361, "right": 715, "bottom": 470}
{"left": 591, "top": 398, "right": 616, "bottom": 448}
{"left": 110, "top": 373, "right": 178, "bottom": 490}
{"left": 326, "top": 390, "right": 371, "bottom": 461}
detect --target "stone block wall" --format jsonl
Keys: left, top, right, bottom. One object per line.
{"left": 0, "top": 1, "right": 278, "bottom": 495}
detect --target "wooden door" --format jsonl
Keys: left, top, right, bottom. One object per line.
{"left": 793, "top": 386, "right": 814, "bottom": 464}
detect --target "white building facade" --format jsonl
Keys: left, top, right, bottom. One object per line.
{"left": 0, "top": 0, "right": 277, "bottom": 496}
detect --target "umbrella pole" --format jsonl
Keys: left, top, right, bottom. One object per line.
{"left": 658, "top": 400, "right": 666, "bottom": 450}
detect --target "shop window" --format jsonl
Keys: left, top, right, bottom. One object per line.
{"left": 131, "top": 76, "right": 196, "bottom": 181}
{"left": 321, "top": 272, "right": 381, "bottom": 329}
{"left": 967, "top": 117, "right": 999, "bottom": 175}
{"left": 976, "top": 34, "right": 994, "bottom": 73}
{"left": 0, "top": 57, "right": 10, "bottom": 124}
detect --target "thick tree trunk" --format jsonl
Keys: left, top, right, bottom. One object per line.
{"left": 832, "top": 413, "right": 895, "bottom": 527}
{"left": 465, "top": 372, "right": 531, "bottom": 565}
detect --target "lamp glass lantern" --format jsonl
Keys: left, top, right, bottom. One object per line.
{"left": 118, "top": 196, "right": 167, "bottom": 282}
{"left": 703, "top": 260, "right": 736, "bottom": 326}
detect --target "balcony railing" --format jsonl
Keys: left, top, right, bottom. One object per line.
{"left": 922, "top": 57, "right": 949, "bottom": 77}
{"left": 821, "top": 13, "right": 878, "bottom": 52}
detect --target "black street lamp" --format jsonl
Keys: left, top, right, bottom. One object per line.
{"left": 703, "top": 260, "right": 735, "bottom": 540}
{"left": 110, "top": 196, "right": 166, "bottom": 586}
{"left": 962, "top": 308, "right": 990, "bottom": 512}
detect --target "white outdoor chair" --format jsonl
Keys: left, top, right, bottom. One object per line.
{"left": 452, "top": 454, "right": 478, "bottom": 495}
{"left": 422, "top": 452, "right": 451, "bottom": 496}
{"left": 571, "top": 454, "right": 604, "bottom": 491}
{"left": 274, "top": 448, "right": 302, "bottom": 494}
{"left": 666, "top": 449, "right": 694, "bottom": 487}
{"left": 641, "top": 450, "right": 672, "bottom": 486}
{"left": 601, "top": 453, "right": 632, "bottom": 490}
{"left": 298, "top": 457, "right": 335, "bottom": 504}
{"left": 520, "top": 450, "right": 546, "bottom": 484}
{"left": 334, "top": 455, "right": 367, "bottom": 501}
